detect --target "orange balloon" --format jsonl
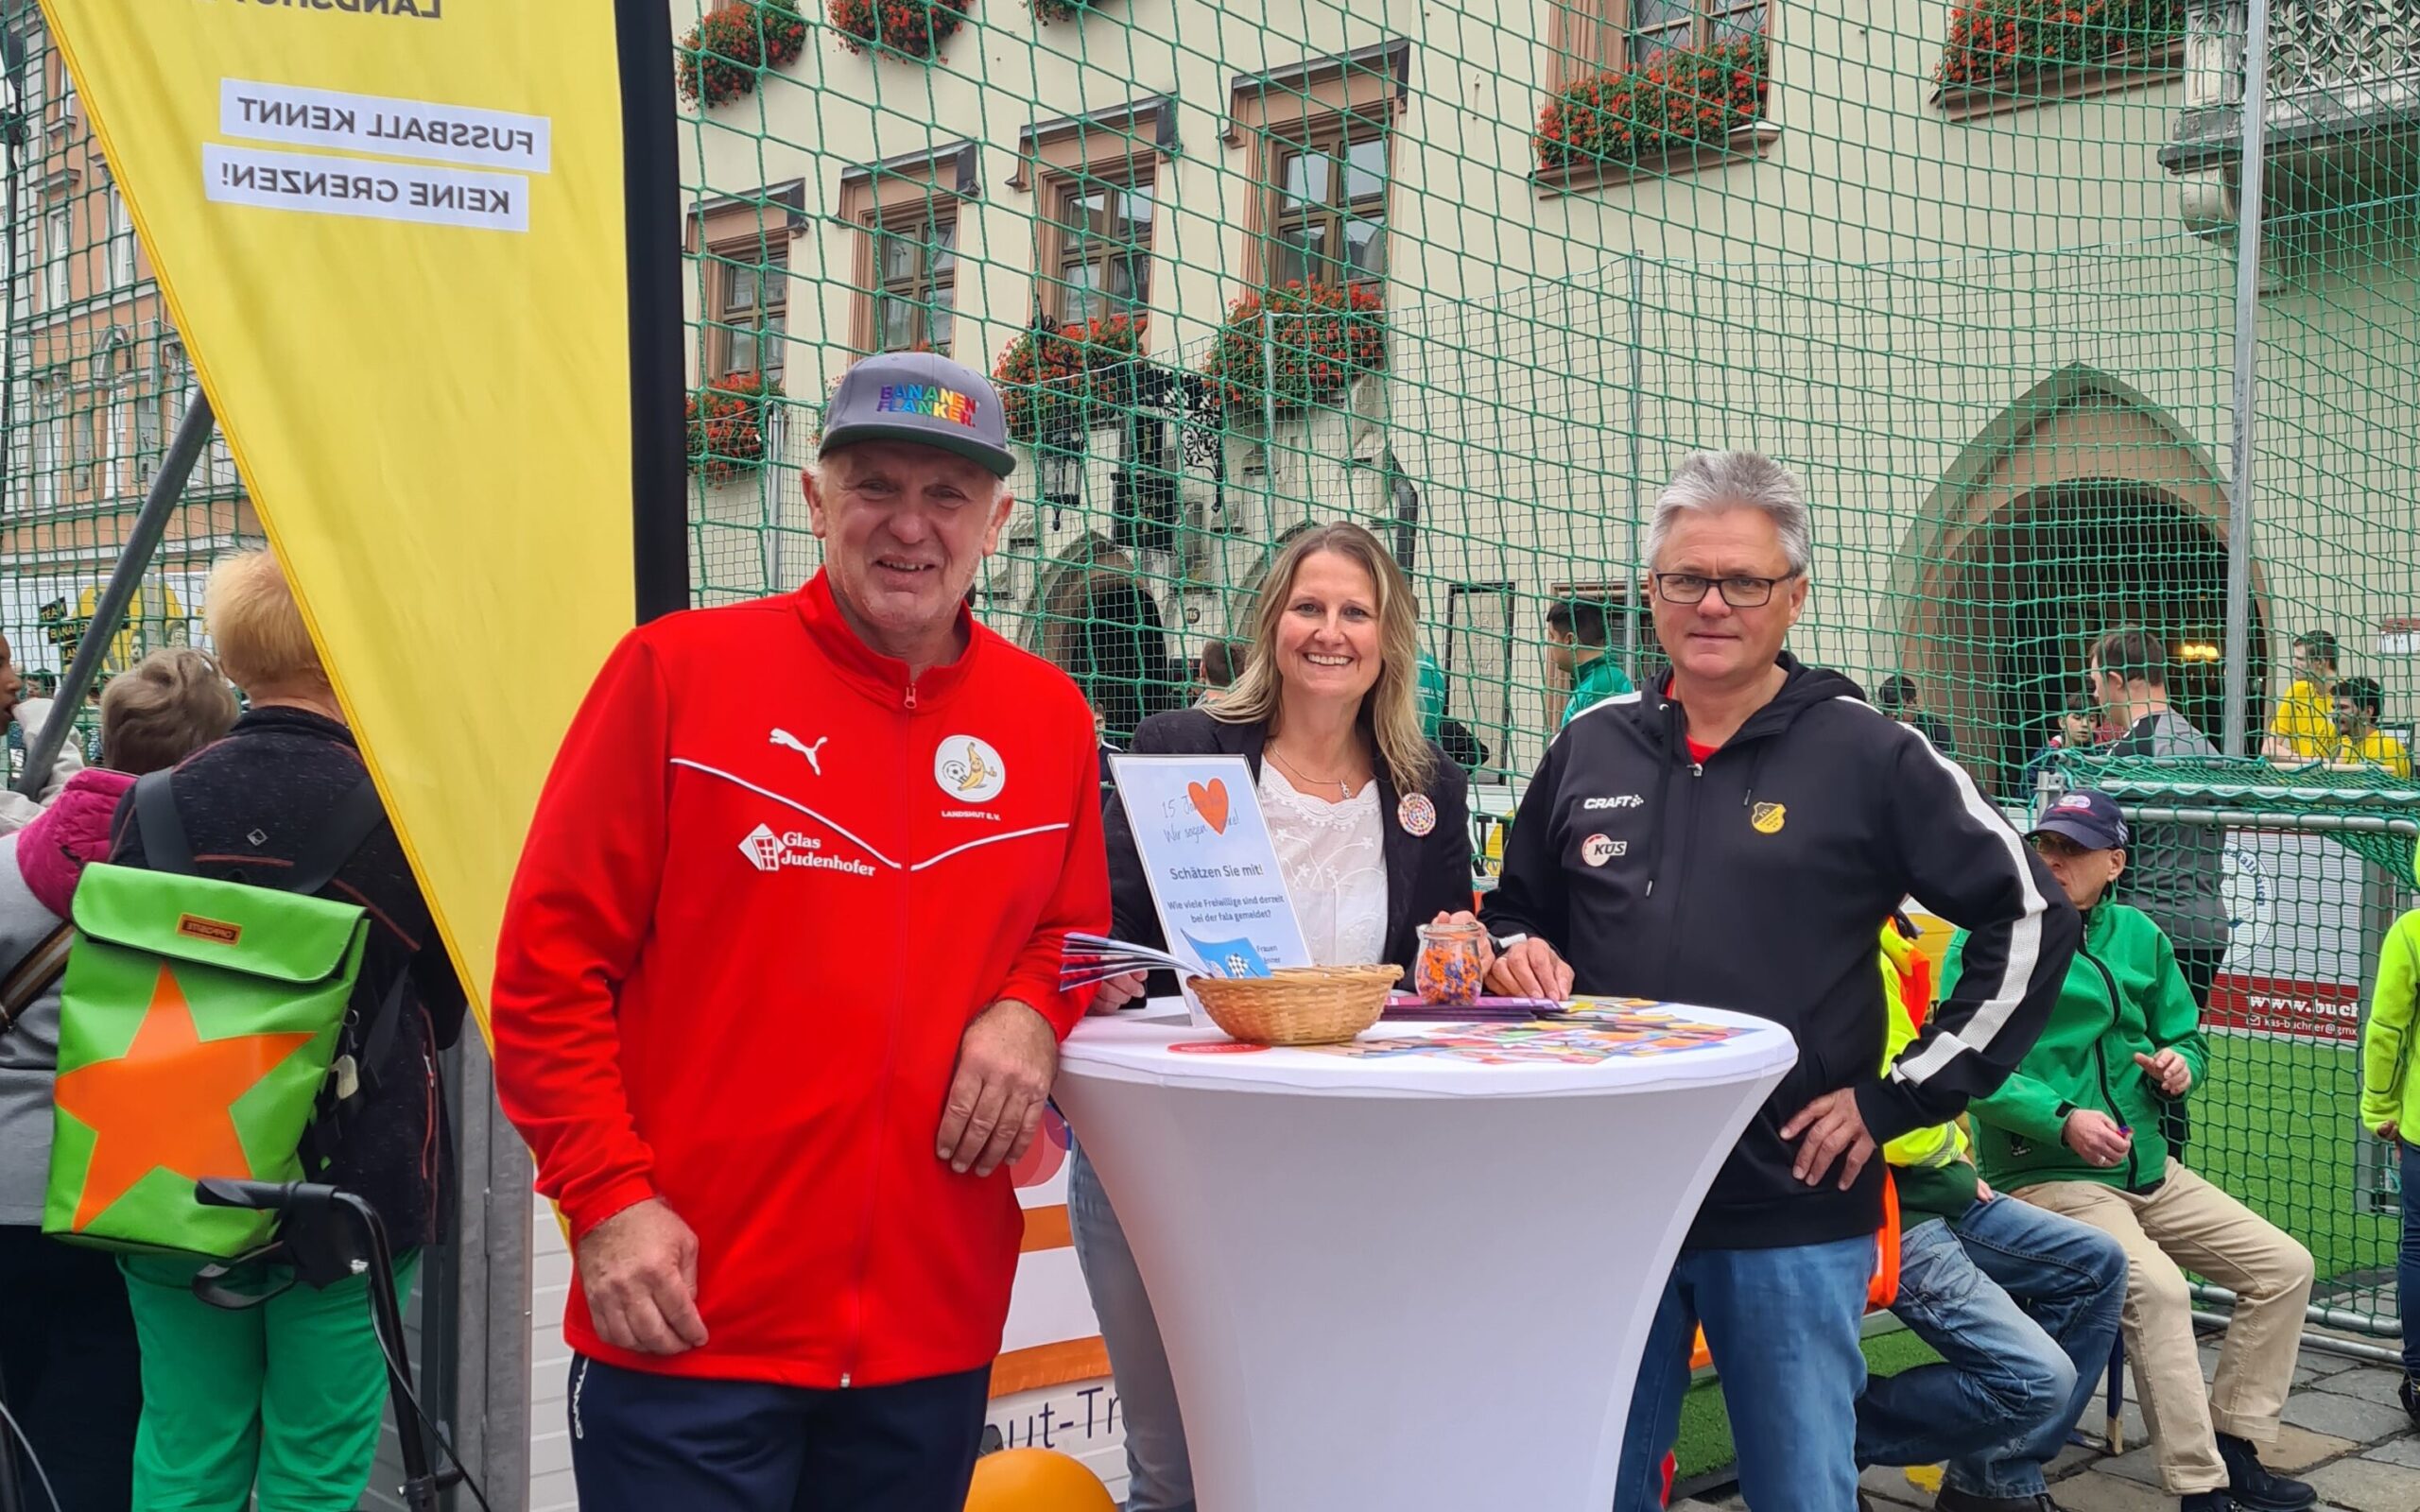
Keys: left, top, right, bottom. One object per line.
{"left": 963, "top": 1448, "right": 1115, "bottom": 1512}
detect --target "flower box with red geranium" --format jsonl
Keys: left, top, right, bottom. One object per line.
{"left": 828, "top": 0, "right": 971, "bottom": 60}
{"left": 1200, "top": 283, "right": 1388, "bottom": 421}
{"left": 1938, "top": 0, "right": 2182, "bottom": 88}
{"left": 678, "top": 0, "right": 808, "bottom": 108}
{"left": 1029, "top": 0, "right": 1088, "bottom": 20}
{"left": 1535, "top": 35, "right": 1769, "bottom": 178}
{"left": 687, "top": 372, "right": 784, "bottom": 483}
{"left": 993, "top": 315, "right": 1147, "bottom": 444}
{"left": 1936, "top": 0, "right": 2182, "bottom": 95}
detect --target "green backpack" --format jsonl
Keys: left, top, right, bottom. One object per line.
{"left": 43, "top": 768, "right": 401, "bottom": 1265}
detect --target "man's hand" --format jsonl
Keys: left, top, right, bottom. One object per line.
{"left": 1976, "top": 1174, "right": 1996, "bottom": 1202}
{"left": 938, "top": 1000, "right": 1059, "bottom": 1177}
{"left": 2063, "top": 1109, "right": 2133, "bottom": 1167}
{"left": 2133, "top": 1049, "right": 2192, "bottom": 1097}
{"left": 1090, "top": 971, "right": 1148, "bottom": 1014}
{"left": 2379, "top": 1120, "right": 2400, "bottom": 1149}
{"left": 578, "top": 1197, "right": 708, "bottom": 1356}
{"left": 1780, "top": 1088, "right": 1876, "bottom": 1191}
{"left": 1485, "top": 936, "right": 1574, "bottom": 1000}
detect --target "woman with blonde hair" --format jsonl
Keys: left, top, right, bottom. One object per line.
{"left": 1072, "top": 521, "right": 1475, "bottom": 1511}
{"left": 108, "top": 550, "right": 467, "bottom": 1510}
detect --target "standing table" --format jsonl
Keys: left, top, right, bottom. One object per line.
{"left": 1054, "top": 1005, "right": 1797, "bottom": 1511}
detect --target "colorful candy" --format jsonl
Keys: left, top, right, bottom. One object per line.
{"left": 1415, "top": 920, "right": 1486, "bottom": 1006}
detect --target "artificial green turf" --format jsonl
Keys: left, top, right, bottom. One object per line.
{"left": 1673, "top": 1330, "right": 1945, "bottom": 1480}
{"left": 1676, "top": 1030, "right": 2394, "bottom": 1483}
{"left": 2195, "top": 1032, "right": 2394, "bottom": 1291}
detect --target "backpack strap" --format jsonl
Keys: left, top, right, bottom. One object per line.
{"left": 132, "top": 768, "right": 197, "bottom": 877}
{"left": 280, "top": 775, "right": 389, "bottom": 898}
{"left": 0, "top": 921, "right": 74, "bottom": 1036}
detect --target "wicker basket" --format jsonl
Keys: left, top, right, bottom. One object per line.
{"left": 1190, "top": 964, "right": 1403, "bottom": 1046}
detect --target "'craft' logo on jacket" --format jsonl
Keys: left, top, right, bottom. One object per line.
{"left": 1751, "top": 801, "right": 1787, "bottom": 835}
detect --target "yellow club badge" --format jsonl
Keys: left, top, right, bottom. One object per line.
{"left": 1751, "top": 802, "right": 1788, "bottom": 835}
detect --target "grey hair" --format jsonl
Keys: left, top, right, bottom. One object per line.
{"left": 1644, "top": 450, "right": 1814, "bottom": 576}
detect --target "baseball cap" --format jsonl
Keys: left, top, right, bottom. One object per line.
{"left": 818, "top": 351, "right": 1017, "bottom": 478}
{"left": 2029, "top": 790, "right": 2129, "bottom": 852}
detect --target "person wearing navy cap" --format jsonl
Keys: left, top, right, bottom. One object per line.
{"left": 1958, "top": 791, "right": 2317, "bottom": 1512}
{"left": 493, "top": 350, "right": 1111, "bottom": 1512}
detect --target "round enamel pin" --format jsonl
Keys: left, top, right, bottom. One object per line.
{"left": 1398, "top": 793, "right": 1437, "bottom": 836}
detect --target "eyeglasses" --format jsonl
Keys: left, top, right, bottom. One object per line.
{"left": 1652, "top": 571, "right": 1800, "bottom": 608}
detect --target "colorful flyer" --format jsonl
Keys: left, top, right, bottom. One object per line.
{"left": 1109, "top": 754, "right": 1311, "bottom": 979}
{"left": 1305, "top": 1007, "right": 1747, "bottom": 1065}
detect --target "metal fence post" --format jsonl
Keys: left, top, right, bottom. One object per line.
{"left": 2221, "top": 0, "right": 2272, "bottom": 758}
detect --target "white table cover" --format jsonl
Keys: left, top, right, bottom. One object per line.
{"left": 1054, "top": 1004, "right": 1798, "bottom": 1511}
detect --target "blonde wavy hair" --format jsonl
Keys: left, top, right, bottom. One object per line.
{"left": 1213, "top": 522, "right": 1436, "bottom": 794}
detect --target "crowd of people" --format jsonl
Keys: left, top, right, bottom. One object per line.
{"left": 0, "top": 346, "right": 2409, "bottom": 1512}
{"left": 0, "top": 550, "right": 462, "bottom": 1509}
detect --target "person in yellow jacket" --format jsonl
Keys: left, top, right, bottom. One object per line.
{"left": 1855, "top": 919, "right": 2130, "bottom": 1512}
{"left": 2264, "top": 631, "right": 2338, "bottom": 762}
{"left": 2357, "top": 847, "right": 2420, "bottom": 1430}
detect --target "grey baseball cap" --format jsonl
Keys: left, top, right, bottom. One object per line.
{"left": 817, "top": 351, "right": 1016, "bottom": 478}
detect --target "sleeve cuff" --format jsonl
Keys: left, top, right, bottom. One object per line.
{"left": 1000, "top": 983, "right": 1082, "bottom": 1040}
{"left": 1854, "top": 1079, "right": 1925, "bottom": 1149}
{"left": 565, "top": 1176, "right": 660, "bottom": 1243}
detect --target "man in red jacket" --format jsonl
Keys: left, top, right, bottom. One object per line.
{"left": 491, "top": 351, "right": 1110, "bottom": 1512}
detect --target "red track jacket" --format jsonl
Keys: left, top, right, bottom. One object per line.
{"left": 492, "top": 572, "right": 1108, "bottom": 1387}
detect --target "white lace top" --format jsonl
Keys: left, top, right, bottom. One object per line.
{"left": 1258, "top": 762, "right": 1389, "bottom": 968}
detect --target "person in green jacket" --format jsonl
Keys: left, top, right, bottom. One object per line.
{"left": 1546, "top": 596, "right": 1634, "bottom": 728}
{"left": 1959, "top": 792, "right": 2316, "bottom": 1512}
{"left": 2357, "top": 844, "right": 2420, "bottom": 1430}
{"left": 1857, "top": 919, "right": 2127, "bottom": 1512}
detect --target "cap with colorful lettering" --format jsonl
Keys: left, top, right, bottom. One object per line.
{"left": 817, "top": 350, "right": 1016, "bottom": 478}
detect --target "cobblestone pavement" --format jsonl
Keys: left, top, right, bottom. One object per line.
{"left": 1678, "top": 1337, "right": 2420, "bottom": 1512}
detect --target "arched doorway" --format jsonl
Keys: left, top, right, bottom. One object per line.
{"left": 1898, "top": 369, "right": 2274, "bottom": 796}
{"left": 1032, "top": 540, "right": 1181, "bottom": 746}
{"left": 1934, "top": 485, "right": 2263, "bottom": 790}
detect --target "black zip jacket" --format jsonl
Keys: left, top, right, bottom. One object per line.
{"left": 1484, "top": 655, "right": 2078, "bottom": 1250}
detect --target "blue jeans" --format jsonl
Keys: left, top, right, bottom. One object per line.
{"left": 1856, "top": 1194, "right": 2126, "bottom": 1497}
{"left": 1066, "top": 1141, "right": 1194, "bottom": 1512}
{"left": 1615, "top": 1234, "right": 1875, "bottom": 1512}
{"left": 2401, "top": 1140, "right": 2420, "bottom": 1377}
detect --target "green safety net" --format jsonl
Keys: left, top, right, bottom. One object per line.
{"left": 0, "top": 19, "right": 263, "bottom": 776}
{"left": 7, "top": 0, "right": 2417, "bottom": 1372}
{"left": 2061, "top": 753, "right": 2420, "bottom": 874}
{"left": 648, "top": 0, "right": 2418, "bottom": 1353}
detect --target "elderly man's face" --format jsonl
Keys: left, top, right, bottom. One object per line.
{"left": 2032, "top": 833, "right": 2126, "bottom": 911}
{"left": 807, "top": 441, "right": 1012, "bottom": 654}
{"left": 1650, "top": 508, "right": 1806, "bottom": 691}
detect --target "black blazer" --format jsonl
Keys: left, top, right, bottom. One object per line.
{"left": 1102, "top": 707, "right": 1476, "bottom": 989}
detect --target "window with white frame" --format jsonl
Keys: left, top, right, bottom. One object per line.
{"left": 43, "top": 205, "right": 68, "bottom": 311}
{"left": 107, "top": 188, "right": 133, "bottom": 288}
{"left": 29, "top": 376, "right": 62, "bottom": 514}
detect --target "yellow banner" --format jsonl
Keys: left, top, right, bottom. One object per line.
{"left": 39, "top": 0, "right": 666, "bottom": 1033}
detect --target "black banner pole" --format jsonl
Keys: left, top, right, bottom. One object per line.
{"left": 616, "top": 0, "right": 690, "bottom": 625}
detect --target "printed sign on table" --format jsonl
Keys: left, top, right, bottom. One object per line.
{"left": 1109, "top": 754, "right": 1310, "bottom": 979}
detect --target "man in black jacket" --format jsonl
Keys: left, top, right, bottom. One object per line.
{"left": 1484, "top": 451, "right": 2079, "bottom": 1512}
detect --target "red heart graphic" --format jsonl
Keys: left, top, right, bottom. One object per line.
{"left": 1187, "top": 779, "right": 1231, "bottom": 834}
